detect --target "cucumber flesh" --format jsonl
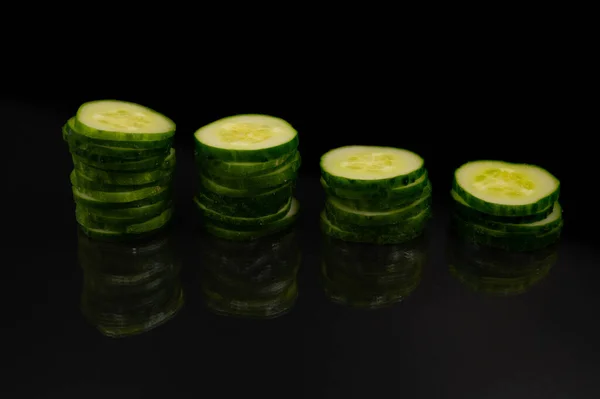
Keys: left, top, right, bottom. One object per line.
{"left": 194, "top": 114, "right": 298, "bottom": 162}
{"left": 453, "top": 160, "right": 560, "bottom": 216}
{"left": 451, "top": 190, "right": 560, "bottom": 231}
{"left": 203, "top": 198, "right": 300, "bottom": 241}
{"left": 194, "top": 195, "right": 292, "bottom": 227}
{"left": 321, "top": 146, "right": 424, "bottom": 190}
{"left": 75, "top": 100, "right": 175, "bottom": 141}
{"left": 326, "top": 188, "right": 432, "bottom": 226}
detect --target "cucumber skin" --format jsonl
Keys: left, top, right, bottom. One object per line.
{"left": 320, "top": 147, "right": 425, "bottom": 191}
{"left": 194, "top": 135, "right": 299, "bottom": 162}
{"left": 74, "top": 100, "right": 176, "bottom": 142}
{"left": 77, "top": 210, "right": 174, "bottom": 241}
{"left": 70, "top": 171, "right": 169, "bottom": 203}
{"left": 326, "top": 181, "right": 432, "bottom": 212}
{"left": 198, "top": 173, "right": 289, "bottom": 198}
{"left": 194, "top": 195, "right": 292, "bottom": 227}
{"left": 325, "top": 191, "right": 432, "bottom": 227}
{"left": 74, "top": 155, "right": 175, "bottom": 186}
{"left": 196, "top": 150, "right": 295, "bottom": 177}
{"left": 320, "top": 208, "right": 431, "bottom": 245}
{"left": 451, "top": 212, "right": 563, "bottom": 252}
{"left": 450, "top": 190, "right": 554, "bottom": 225}
{"left": 77, "top": 200, "right": 171, "bottom": 219}
{"left": 64, "top": 118, "right": 174, "bottom": 149}
{"left": 71, "top": 169, "right": 172, "bottom": 192}
{"left": 71, "top": 150, "right": 171, "bottom": 172}
{"left": 67, "top": 138, "right": 170, "bottom": 160}
{"left": 320, "top": 171, "right": 429, "bottom": 201}
{"left": 452, "top": 162, "right": 560, "bottom": 217}
{"left": 73, "top": 186, "right": 172, "bottom": 209}
{"left": 76, "top": 201, "right": 172, "bottom": 225}
{"left": 197, "top": 183, "right": 293, "bottom": 218}
{"left": 202, "top": 152, "right": 301, "bottom": 190}
{"left": 77, "top": 206, "right": 173, "bottom": 234}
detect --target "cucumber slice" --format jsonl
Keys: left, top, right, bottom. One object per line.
{"left": 203, "top": 198, "right": 300, "bottom": 241}
{"left": 71, "top": 169, "right": 172, "bottom": 192}
{"left": 198, "top": 173, "right": 281, "bottom": 198}
{"left": 73, "top": 185, "right": 171, "bottom": 209}
{"left": 198, "top": 182, "right": 293, "bottom": 218}
{"left": 67, "top": 137, "right": 169, "bottom": 160}
{"left": 77, "top": 208, "right": 173, "bottom": 239}
{"left": 320, "top": 207, "right": 431, "bottom": 245}
{"left": 453, "top": 160, "right": 560, "bottom": 217}
{"left": 194, "top": 114, "right": 299, "bottom": 162}
{"left": 64, "top": 117, "right": 173, "bottom": 149}
{"left": 204, "top": 152, "right": 301, "bottom": 190}
{"left": 75, "top": 100, "right": 175, "bottom": 141}
{"left": 73, "top": 149, "right": 175, "bottom": 185}
{"left": 194, "top": 195, "right": 292, "bottom": 227}
{"left": 77, "top": 201, "right": 172, "bottom": 225}
{"left": 70, "top": 172, "right": 170, "bottom": 203}
{"left": 451, "top": 190, "right": 561, "bottom": 232}
{"left": 451, "top": 212, "right": 563, "bottom": 252}
{"left": 77, "top": 200, "right": 171, "bottom": 220}
{"left": 320, "top": 146, "right": 425, "bottom": 190}
{"left": 325, "top": 188, "right": 431, "bottom": 227}
{"left": 72, "top": 148, "right": 173, "bottom": 172}
{"left": 327, "top": 181, "right": 432, "bottom": 212}
{"left": 320, "top": 171, "right": 429, "bottom": 201}
{"left": 197, "top": 150, "right": 295, "bottom": 177}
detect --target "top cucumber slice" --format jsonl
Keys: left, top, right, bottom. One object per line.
{"left": 453, "top": 160, "right": 560, "bottom": 217}
{"left": 74, "top": 100, "right": 176, "bottom": 141}
{"left": 320, "top": 146, "right": 425, "bottom": 190}
{"left": 194, "top": 114, "right": 299, "bottom": 162}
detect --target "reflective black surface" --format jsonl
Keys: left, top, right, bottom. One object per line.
{"left": 3, "top": 101, "right": 600, "bottom": 398}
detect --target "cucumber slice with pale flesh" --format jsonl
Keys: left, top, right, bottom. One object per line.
{"left": 320, "top": 171, "right": 429, "bottom": 201}
{"left": 328, "top": 181, "right": 432, "bottom": 212}
{"left": 194, "top": 114, "right": 299, "bottom": 162}
{"left": 198, "top": 173, "right": 281, "bottom": 198}
{"left": 321, "top": 146, "right": 424, "bottom": 190}
{"left": 75, "top": 100, "right": 175, "bottom": 141}
{"left": 64, "top": 118, "right": 173, "bottom": 149}
{"left": 71, "top": 148, "right": 173, "bottom": 172}
{"left": 451, "top": 190, "right": 560, "bottom": 232}
{"left": 453, "top": 160, "right": 560, "bottom": 217}
{"left": 194, "top": 195, "right": 292, "bottom": 227}
{"left": 326, "top": 189, "right": 432, "bottom": 226}
{"left": 320, "top": 208, "right": 431, "bottom": 245}
{"left": 77, "top": 208, "right": 173, "bottom": 239}
{"left": 204, "top": 152, "right": 301, "bottom": 190}
{"left": 197, "top": 150, "right": 295, "bottom": 177}
{"left": 203, "top": 198, "right": 300, "bottom": 241}
{"left": 71, "top": 172, "right": 170, "bottom": 203}
{"left": 73, "top": 185, "right": 171, "bottom": 209}
{"left": 76, "top": 201, "right": 172, "bottom": 225}
{"left": 71, "top": 169, "right": 172, "bottom": 192}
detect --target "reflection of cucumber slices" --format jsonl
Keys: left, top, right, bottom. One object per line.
{"left": 321, "top": 146, "right": 424, "bottom": 190}
{"left": 453, "top": 160, "right": 560, "bottom": 216}
{"left": 326, "top": 189, "right": 431, "bottom": 226}
{"left": 452, "top": 190, "right": 561, "bottom": 232}
{"left": 194, "top": 114, "right": 298, "bottom": 162}
{"left": 75, "top": 100, "right": 176, "bottom": 141}
{"left": 194, "top": 195, "right": 292, "bottom": 227}
{"left": 204, "top": 152, "right": 301, "bottom": 190}
{"left": 203, "top": 198, "right": 300, "bottom": 241}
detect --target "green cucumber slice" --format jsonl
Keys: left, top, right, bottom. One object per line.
{"left": 203, "top": 198, "right": 300, "bottom": 241}
{"left": 73, "top": 149, "right": 175, "bottom": 185}
{"left": 320, "top": 146, "right": 425, "bottom": 190}
{"left": 320, "top": 171, "right": 429, "bottom": 201}
{"left": 72, "top": 148, "right": 173, "bottom": 172}
{"left": 70, "top": 172, "right": 170, "bottom": 203}
{"left": 451, "top": 212, "right": 563, "bottom": 252}
{"left": 73, "top": 185, "right": 171, "bottom": 209}
{"left": 325, "top": 189, "right": 431, "bottom": 226}
{"left": 198, "top": 182, "right": 293, "bottom": 218}
{"left": 320, "top": 207, "right": 431, "bottom": 245}
{"left": 77, "top": 200, "right": 172, "bottom": 220}
{"left": 64, "top": 117, "right": 173, "bottom": 149}
{"left": 74, "top": 100, "right": 175, "bottom": 141}
{"left": 453, "top": 160, "right": 560, "bottom": 217}
{"left": 197, "top": 150, "right": 295, "bottom": 177}
{"left": 194, "top": 195, "right": 292, "bottom": 227}
{"left": 71, "top": 169, "right": 172, "bottom": 192}
{"left": 198, "top": 173, "right": 280, "bottom": 198}
{"left": 451, "top": 190, "right": 560, "bottom": 232}
{"left": 203, "top": 152, "right": 301, "bottom": 190}
{"left": 327, "top": 181, "right": 432, "bottom": 212}
{"left": 77, "top": 208, "right": 173, "bottom": 238}
{"left": 194, "top": 114, "right": 299, "bottom": 162}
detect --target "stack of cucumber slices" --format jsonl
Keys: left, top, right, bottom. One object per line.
{"left": 63, "top": 100, "right": 176, "bottom": 240}
{"left": 451, "top": 160, "right": 563, "bottom": 251}
{"left": 193, "top": 114, "right": 301, "bottom": 240}
{"left": 320, "top": 146, "right": 432, "bottom": 244}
